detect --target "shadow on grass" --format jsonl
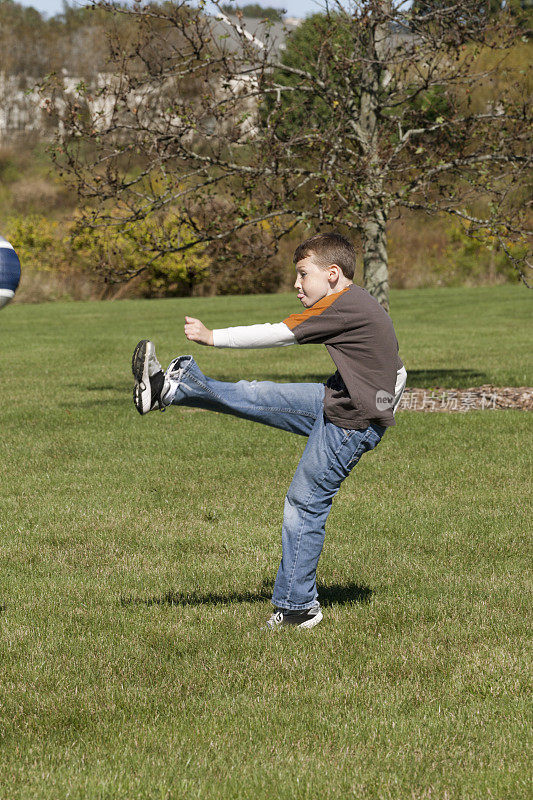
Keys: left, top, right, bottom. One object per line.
{"left": 120, "top": 581, "right": 372, "bottom": 609}
{"left": 404, "top": 369, "right": 489, "bottom": 387}
{"left": 61, "top": 383, "right": 127, "bottom": 408}
{"left": 61, "top": 399, "right": 126, "bottom": 409}
{"left": 85, "top": 384, "right": 126, "bottom": 392}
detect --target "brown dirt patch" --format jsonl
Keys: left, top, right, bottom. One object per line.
{"left": 398, "top": 386, "right": 532, "bottom": 413}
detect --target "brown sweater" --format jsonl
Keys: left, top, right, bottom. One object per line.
{"left": 283, "top": 285, "right": 404, "bottom": 430}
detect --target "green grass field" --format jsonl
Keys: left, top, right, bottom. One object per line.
{"left": 1, "top": 286, "right": 531, "bottom": 799}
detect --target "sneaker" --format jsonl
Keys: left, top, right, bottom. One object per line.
{"left": 132, "top": 339, "right": 170, "bottom": 415}
{"left": 266, "top": 605, "right": 323, "bottom": 630}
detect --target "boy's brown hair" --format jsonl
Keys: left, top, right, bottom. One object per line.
{"left": 293, "top": 232, "right": 356, "bottom": 280}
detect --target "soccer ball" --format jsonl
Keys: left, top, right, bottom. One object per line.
{"left": 0, "top": 236, "right": 21, "bottom": 309}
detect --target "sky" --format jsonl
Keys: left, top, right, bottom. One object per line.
{"left": 12, "top": 0, "right": 326, "bottom": 19}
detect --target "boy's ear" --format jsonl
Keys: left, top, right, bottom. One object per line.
{"left": 328, "top": 264, "right": 341, "bottom": 282}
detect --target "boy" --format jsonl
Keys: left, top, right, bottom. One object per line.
{"left": 132, "top": 233, "right": 407, "bottom": 629}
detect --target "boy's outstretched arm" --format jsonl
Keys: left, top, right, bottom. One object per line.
{"left": 184, "top": 316, "right": 297, "bottom": 349}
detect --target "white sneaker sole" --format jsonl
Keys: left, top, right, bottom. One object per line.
{"left": 132, "top": 339, "right": 154, "bottom": 415}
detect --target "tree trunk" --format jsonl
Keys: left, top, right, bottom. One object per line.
{"left": 363, "top": 208, "right": 390, "bottom": 313}
{"left": 357, "top": 11, "right": 391, "bottom": 312}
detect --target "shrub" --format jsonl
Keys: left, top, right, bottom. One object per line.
{"left": 5, "top": 214, "right": 60, "bottom": 272}
{"left": 71, "top": 214, "right": 211, "bottom": 297}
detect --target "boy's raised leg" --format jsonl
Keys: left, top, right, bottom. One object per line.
{"left": 132, "top": 341, "right": 324, "bottom": 435}
{"left": 164, "top": 351, "right": 325, "bottom": 436}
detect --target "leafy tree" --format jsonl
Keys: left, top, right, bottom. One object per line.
{"left": 46, "top": 0, "right": 532, "bottom": 308}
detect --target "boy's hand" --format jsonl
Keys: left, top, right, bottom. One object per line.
{"left": 184, "top": 316, "right": 214, "bottom": 346}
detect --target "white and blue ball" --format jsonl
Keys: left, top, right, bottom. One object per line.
{"left": 0, "top": 236, "right": 21, "bottom": 309}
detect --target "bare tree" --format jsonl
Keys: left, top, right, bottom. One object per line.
{"left": 46, "top": 0, "right": 532, "bottom": 308}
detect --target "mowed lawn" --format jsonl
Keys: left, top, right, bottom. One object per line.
{"left": 0, "top": 286, "right": 531, "bottom": 800}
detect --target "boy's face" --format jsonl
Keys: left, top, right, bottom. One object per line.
{"left": 294, "top": 254, "right": 335, "bottom": 308}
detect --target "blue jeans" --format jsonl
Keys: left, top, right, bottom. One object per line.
{"left": 166, "top": 356, "right": 386, "bottom": 611}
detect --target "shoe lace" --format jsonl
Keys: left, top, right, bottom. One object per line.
{"left": 165, "top": 364, "right": 194, "bottom": 396}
